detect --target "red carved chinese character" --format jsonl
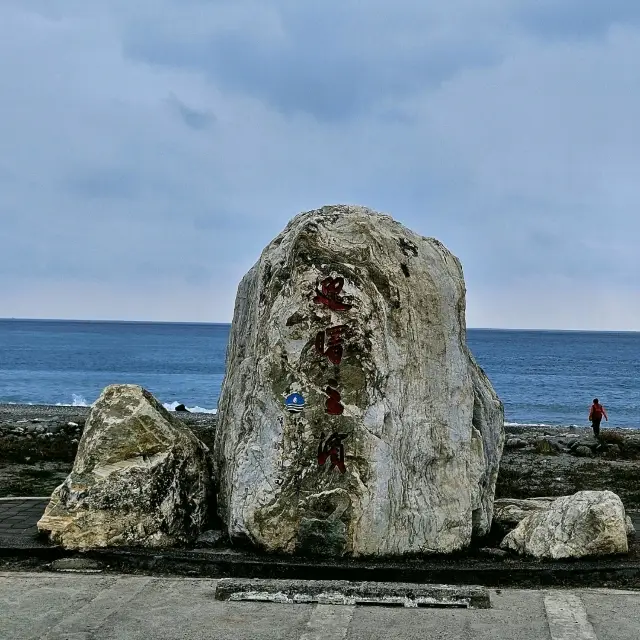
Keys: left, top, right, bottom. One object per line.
{"left": 313, "top": 277, "right": 352, "bottom": 311}
{"left": 318, "top": 431, "right": 348, "bottom": 473}
{"left": 325, "top": 379, "right": 344, "bottom": 415}
{"left": 315, "top": 325, "right": 347, "bottom": 365}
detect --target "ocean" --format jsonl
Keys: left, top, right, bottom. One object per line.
{"left": 0, "top": 319, "right": 638, "bottom": 427}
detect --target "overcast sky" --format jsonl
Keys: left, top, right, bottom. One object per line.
{"left": 1, "top": 1, "right": 639, "bottom": 330}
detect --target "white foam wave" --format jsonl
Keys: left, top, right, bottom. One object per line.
{"left": 504, "top": 421, "right": 583, "bottom": 428}
{"left": 163, "top": 401, "right": 217, "bottom": 415}
{"left": 55, "top": 394, "right": 91, "bottom": 407}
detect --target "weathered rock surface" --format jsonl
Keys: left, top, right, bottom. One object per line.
{"left": 493, "top": 497, "right": 557, "bottom": 529}
{"left": 214, "top": 205, "right": 504, "bottom": 556}
{"left": 494, "top": 496, "right": 638, "bottom": 540}
{"left": 196, "top": 529, "right": 227, "bottom": 548}
{"left": 501, "top": 490, "right": 629, "bottom": 559}
{"left": 37, "top": 385, "right": 212, "bottom": 549}
{"left": 626, "top": 516, "right": 636, "bottom": 536}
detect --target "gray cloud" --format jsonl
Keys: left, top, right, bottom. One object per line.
{"left": 167, "top": 94, "right": 216, "bottom": 130}
{"left": 122, "top": 1, "right": 507, "bottom": 121}
{"left": 66, "top": 168, "right": 141, "bottom": 199}
{"left": 0, "top": 0, "right": 639, "bottom": 329}
{"left": 513, "top": 0, "right": 640, "bottom": 40}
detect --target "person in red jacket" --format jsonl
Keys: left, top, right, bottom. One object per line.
{"left": 589, "top": 398, "right": 608, "bottom": 437}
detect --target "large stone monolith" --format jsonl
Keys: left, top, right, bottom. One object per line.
{"left": 213, "top": 205, "right": 504, "bottom": 556}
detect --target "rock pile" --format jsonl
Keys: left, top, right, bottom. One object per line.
{"left": 0, "top": 418, "right": 85, "bottom": 463}
{"left": 214, "top": 205, "right": 504, "bottom": 556}
{"left": 503, "top": 428, "right": 640, "bottom": 460}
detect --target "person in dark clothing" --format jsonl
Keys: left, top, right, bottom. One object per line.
{"left": 589, "top": 398, "right": 608, "bottom": 437}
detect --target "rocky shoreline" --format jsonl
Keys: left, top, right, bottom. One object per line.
{"left": 2, "top": 404, "right": 640, "bottom": 513}
{"left": 496, "top": 425, "right": 640, "bottom": 510}
{"left": 0, "top": 404, "right": 217, "bottom": 497}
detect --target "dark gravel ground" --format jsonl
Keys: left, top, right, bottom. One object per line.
{"left": 2, "top": 404, "right": 640, "bottom": 511}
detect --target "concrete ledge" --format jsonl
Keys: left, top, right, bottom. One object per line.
{"left": 0, "top": 535, "right": 65, "bottom": 559}
{"left": 3, "top": 541, "right": 640, "bottom": 590}
{"left": 214, "top": 578, "right": 491, "bottom": 608}
{"left": 76, "top": 547, "right": 640, "bottom": 590}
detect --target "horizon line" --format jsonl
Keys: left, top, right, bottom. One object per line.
{"left": 0, "top": 317, "right": 638, "bottom": 333}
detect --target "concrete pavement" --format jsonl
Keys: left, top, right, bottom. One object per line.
{"left": 1, "top": 572, "right": 639, "bottom": 640}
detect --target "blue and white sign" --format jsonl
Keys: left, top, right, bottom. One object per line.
{"left": 285, "top": 393, "right": 305, "bottom": 413}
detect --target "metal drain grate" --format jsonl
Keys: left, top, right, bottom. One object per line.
{"left": 215, "top": 579, "right": 491, "bottom": 609}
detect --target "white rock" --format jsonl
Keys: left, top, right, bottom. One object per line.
{"left": 214, "top": 205, "right": 504, "bottom": 556}
{"left": 38, "top": 384, "right": 212, "bottom": 550}
{"left": 501, "top": 491, "right": 629, "bottom": 559}
{"left": 493, "top": 497, "right": 559, "bottom": 528}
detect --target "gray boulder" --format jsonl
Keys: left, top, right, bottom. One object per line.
{"left": 38, "top": 384, "right": 212, "bottom": 550}
{"left": 504, "top": 437, "right": 528, "bottom": 450}
{"left": 501, "top": 490, "right": 629, "bottom": 559}
{"left": 213, "top": 205, "right": 504, "bottom": 556}
{"left": 569, "top": 438, "right": 598, "bottom": 451}
{"left": 573, "top": 445, "right": 593, "bottom": 458}
{"left": 196, "top": 529, "right": 227, "bottom": 548}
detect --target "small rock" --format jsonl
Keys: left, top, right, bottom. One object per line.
{"left": 12, "top": 427, "right": 25, "bottom": 434}
{"left": 505, "top": 438, "right": 528, "bottom": 450}
{"left": 35, "top": 425, "right": 45, "bottom": 434}
{"left": 67, "top": 422, "right": 79, "bottom": 428}
{"left": 605, "top": 444, "right": 622, "bottom": 459}
{"left": 195, "top": 530, "right": 227, "bottom": 548}
{"left": 174, "top": 404, "right": 190, "bottom": 413}
{"left": 25, "top": 425, "right": 37, "bottom": 434}
{"left": 48, "top": 557, "right": 103, "bottom": 573}
{"left": 47, "top": 424, "right": 61, "bottom": 434}
{"left": 32, "top": 418, "right": 41, "bottom": 423}
{"left": 569, "top": 438, "right": 598, "bottom": 451}
{"left": 479, "top": 547, "right": 508, "bottom": 558}
{"left": 573, "top": 446, "right": 593, "bottom": 458}
{"left": 71, "top": 439, "right": 79, "bottom": 444}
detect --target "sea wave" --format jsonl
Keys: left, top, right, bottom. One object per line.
{"left": 55, "top": 394, "right": 90, "bottom": 407}
{"left": 54, "top": 395, "right": 217, "bottom": 414}
{"left": 504, "top": 421, "right": 582, "bottom": 428}
{"left": 163, "top": 401, "right": 217, "bottom": 415}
